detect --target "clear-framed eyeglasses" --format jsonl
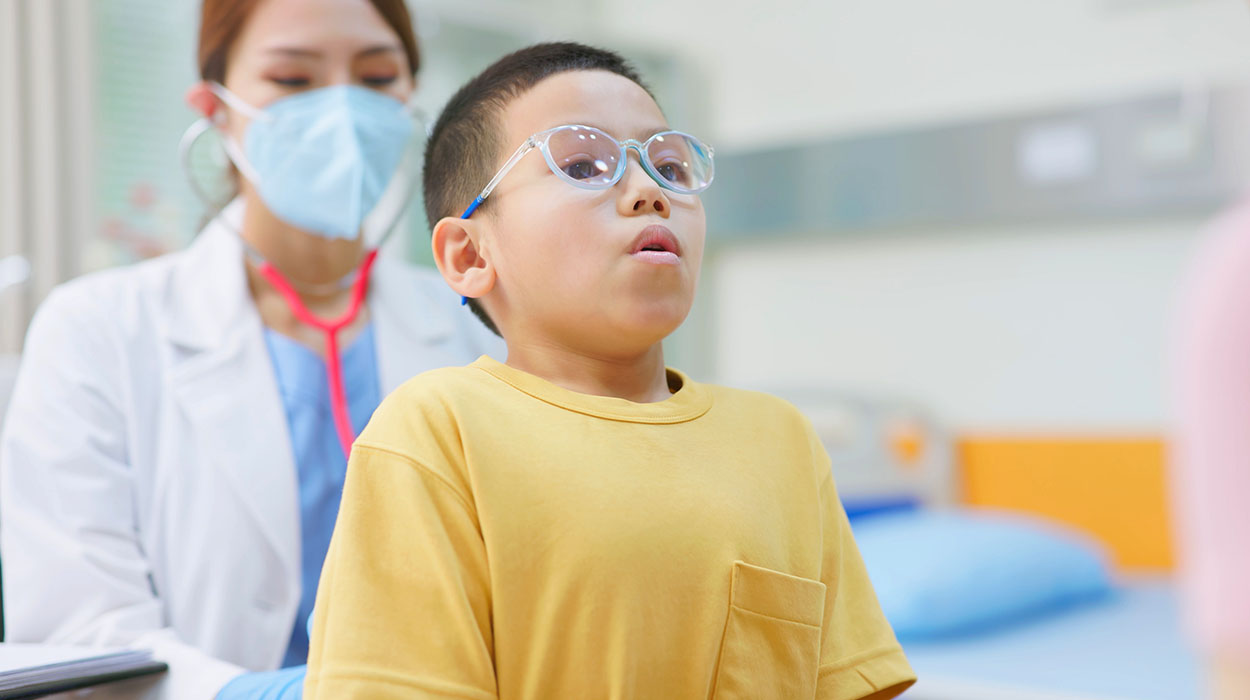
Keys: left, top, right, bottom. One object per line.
{"left": 460, "top": 124, "right": 714, "bottom": 218}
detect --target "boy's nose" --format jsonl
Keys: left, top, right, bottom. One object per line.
{"left": 617, "top": 158, "right": 671, "bottom": 218}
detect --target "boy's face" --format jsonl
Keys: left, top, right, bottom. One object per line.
{"left": 476, "top": 70, "right": 707, "bottom": 356}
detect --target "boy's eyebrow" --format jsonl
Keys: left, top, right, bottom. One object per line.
{"left": 564, "top": 122, "right": 674, "bottom": 141}
{"left": 635, "top": 125, "right": 673, "bottom": 140}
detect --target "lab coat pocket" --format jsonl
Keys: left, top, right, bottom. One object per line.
{"left": 711, "top": 561, "right": 826, "bottom": 700}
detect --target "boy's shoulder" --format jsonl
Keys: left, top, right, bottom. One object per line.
{"left": 356, "top": 363, "right": 497, "bottom": 449}
{"left": 391, "top": 362, "right": 491, "bottom": 400}
{"left": 695, "top": 382, "right": 832, "bottom": 482}
{"left": 702, "top": 381, "right": 814, "bottom": 429}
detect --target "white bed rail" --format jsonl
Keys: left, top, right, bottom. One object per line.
{"left": 760, "top": 388, "right": 957, "bottom": 508}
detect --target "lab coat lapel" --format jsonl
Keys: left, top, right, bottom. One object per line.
{"left": 163, "top": 205, "right": 300, "bottom": 592}
{"left": 371, "top": 257, "right": 454, "bottom": 394}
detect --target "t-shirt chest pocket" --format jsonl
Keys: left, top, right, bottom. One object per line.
{"left": 711, "top": 561, "right": 826, "bottom": 700}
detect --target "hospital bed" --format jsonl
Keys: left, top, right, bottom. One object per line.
{"left": 772, "top": 390, "right": 1203, "bottom": 700}
{"left": 902, "top": 576, "right": 1198, "bottom": 700}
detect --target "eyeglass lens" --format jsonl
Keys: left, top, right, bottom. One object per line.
{"left": 545, "top": 126, "right": 711, "bottom": 192}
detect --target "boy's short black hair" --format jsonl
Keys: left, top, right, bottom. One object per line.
{"left": 422, "top": 42, "right": 654, "bottom": 336}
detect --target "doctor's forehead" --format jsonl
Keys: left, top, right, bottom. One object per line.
{"left": 231, "top": 0, "right": 404, "bottom": 60}
{"left": 500, "top": 70, "right": 667, "bottom": 144}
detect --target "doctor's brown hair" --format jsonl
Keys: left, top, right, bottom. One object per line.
{"left": 196, "top": 0, "right": 421, "bottom": 82}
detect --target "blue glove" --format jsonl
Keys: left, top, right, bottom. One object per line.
{"left": 216, "top": 665, "right": 305, "bottom": 700}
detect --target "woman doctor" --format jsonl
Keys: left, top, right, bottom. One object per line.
{"left": 0, "top": 0, "right": 501, "bottom": 698}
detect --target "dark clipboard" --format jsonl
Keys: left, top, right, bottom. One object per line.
{"left": 0, "top": 660, "right": 168, "bottom": 699}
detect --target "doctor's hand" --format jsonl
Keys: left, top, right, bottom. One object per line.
{"left": 216, "top": 665, "right": 305, "bottom": 700}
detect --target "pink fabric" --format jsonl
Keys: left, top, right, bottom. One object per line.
{"left": 1173, "top": 198, "right": 1250, "bottom": 658}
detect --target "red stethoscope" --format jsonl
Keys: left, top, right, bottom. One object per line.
{"left": 255, "top": 249, "right": 380, "bottom": 460}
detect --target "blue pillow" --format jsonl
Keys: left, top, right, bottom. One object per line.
{"left": 850, "top": 508, "right": 1113, "bottom": 640}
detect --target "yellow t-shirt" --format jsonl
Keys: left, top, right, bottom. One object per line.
{"left": 305, "top": 356, "right": 916, "bottom": 700}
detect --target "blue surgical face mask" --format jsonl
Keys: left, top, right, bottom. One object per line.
{"left": 211, "top": 83, "right": 415, "bottom": 241}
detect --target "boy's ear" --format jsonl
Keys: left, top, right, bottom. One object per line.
{"left": 431, "top": 216, "right": 496, "bottom": 301}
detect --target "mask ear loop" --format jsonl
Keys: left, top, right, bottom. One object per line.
{"left": 180, "top": 116, "right": 291, "bottom": 278}
{"left": 205, "top": 83, "right": 267, "bottom": 185}
{"left": 358, "top": 109, "right": 427, "bottom": 251}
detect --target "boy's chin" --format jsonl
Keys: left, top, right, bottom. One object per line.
{"left": 598, "top": 305, "right": 692, "bottom": 349}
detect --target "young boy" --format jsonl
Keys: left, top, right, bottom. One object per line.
{"left": 305, "top": 42, "right": 916, "bottom": 700}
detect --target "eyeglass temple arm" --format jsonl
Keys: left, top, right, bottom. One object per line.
{"left": 457, "top": 137, "right": 537, "bottom": 305}
{"left": 459, "top": 137, "right": 537, "bottom": 219}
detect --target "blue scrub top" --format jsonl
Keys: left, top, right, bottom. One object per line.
{"left": 263, "top": 324, "right": 382, "bottom": 668}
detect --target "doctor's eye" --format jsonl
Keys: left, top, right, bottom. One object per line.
{"left": 270, "top": 76, "right": 310, "bottom": 88}
{"left": 361, "top": 75, "right": 398, "bottom": 87}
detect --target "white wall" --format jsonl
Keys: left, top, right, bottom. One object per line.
{"left": 597, "top": 0, "right": 1247, "bottom": 432}
{"left": 597, "top": 0, "right": 1250, "bottom": 150}
{"left": 0, "top": 0, "right": 94, "bottom": 353}
{"left": 709, "top": 218, "right": 1206, "bottom": 432}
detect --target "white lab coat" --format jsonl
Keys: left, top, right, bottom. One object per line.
{"left": 0, "top": 205, "right": 504, "bottom": 699}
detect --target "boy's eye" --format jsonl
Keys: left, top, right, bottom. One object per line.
{"left": 560, "top": 157, "right": 609, "bottom": 181}
{"left": 655, "top": 160, "right": 690, "bottom": 185}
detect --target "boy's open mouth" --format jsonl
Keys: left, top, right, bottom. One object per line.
{"left": 629, "top": 226, "right": 681, "bottom": 263}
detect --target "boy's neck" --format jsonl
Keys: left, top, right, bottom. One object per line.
{"left": 504, "top": 341, "right": 673, "bottom": 403}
